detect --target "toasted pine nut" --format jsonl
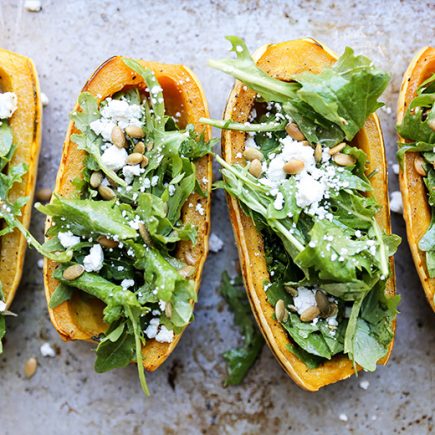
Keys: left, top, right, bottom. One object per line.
{"left": 97, "top": 236, "right": 118, "bottom": 249}
{"left": 98, "top": 185, "right": 116, "bottom": 200}
{"left": 141, "top": 155, "right": 149, "bottom": 168}
{"left": 111, "top": 126, "right": 126, "bottom": 148}
{"left": 329, "top": 142, "right": 346, "bottom": 155}
{"left": 24, "top": 357, "right": 38, "bottom": 379}
{"left": 300, "top": 306, "right": 320, "bottom": 322}
{"left": 90, "top": 171, "right": 103, "bottom": 189}
{"left": 243, "top": 147, "right": 264, "bottom": 161}
{"left": 125, "top": 125, "right": 144, "bottom": 138}
{"left": 248, "top": 159, "right": 263, "bottom": 178}
{"left": 285, "top": 122, "right": 305, "bottom": 141}
{"left": 314, "top": 143, "right": 322, "bottom": 163}
{"left": 126, "top": 153, "right": 144, "bottom": 165}
{"left": 133, "top": 141, "right": 145, "bottom": 154}
{"left": 35, "top": 188, "right": 52, "bottom": 202}
{"left": 283, "top": 159, "right": 305, "bottom": 175}
{"left": 333, "top": 153, "right": 356, "bottom": 167}
{"left": 275, "top": 299, "right": 287, "bottom": 323}
{"left": 414, "top": 155, "right": 426, "bottom": 176}
{"left": 63, "top": 264, "right": 85, "bottom": 281}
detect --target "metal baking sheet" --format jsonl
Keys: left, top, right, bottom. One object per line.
{"left": 0, "top": 1, "right": 433, "bottom": 433}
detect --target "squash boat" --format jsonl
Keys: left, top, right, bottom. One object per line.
{"left": 0, "top": 49, "right": 42, "bottom": 311}
{"left": 218, "top": 38, "right": 396, "bottom": 391}
{"left": 397, "top": 46, "right": 435, "bottom": 312}
{"left": 43, "top": 56, "right": 212, "bottom": 381}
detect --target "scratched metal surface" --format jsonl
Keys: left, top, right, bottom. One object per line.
{"left": 0, "top": 1, "right": 433, "bottom": 434}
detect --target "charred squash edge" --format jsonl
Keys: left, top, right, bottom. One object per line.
{"left": 397, "top": 46, "right": 435, "bottom": 312}
{"left": 0, "top": 48, "right": 42, "bottom": 309}
{"left": 43, "top": 56, "right": 212, "bottom": 371}
{"left": 221, "top": 38, "right": 396, "bottom": 391}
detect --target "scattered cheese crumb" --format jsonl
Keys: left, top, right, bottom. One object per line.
{"left": 0, "top": 92, "right": 18, "bottom": 119}
{"left": 195, "top": 202, "right": 205, "bottom": 216}
{"left": 155, "top": 325, "right": 174, "bottom": 343}
{"left": 121, "top": 279, "right": 135, "bottom": 290}
{"left": 83, "top": 244, "right": 104, "bottom": 272}
{"left": 392, "top": 164, "right": 399, "bottom": 175}
{"left": 209, "top": 233, "right": 224, "bottom": 253}
{"left": 101, "top": 145, "right": 128, "bottom": 171}
{"left": 339, "top": 413, "right": 348, "bottom": 422}
{"left": 40, "top": 92, "right": 49, "bottom": 107}
{"left": 58, "top": 231, "right": 80, "bottom": 249}
{"left": 359, "top": 380, "right": 370, "bottom": 390}
{"left": 293, "top": 287, "right": 317, "bottom": 315}
{"left": 0, "top": 301, "right": 7, "bottom": 312}
{"left": 37, "top": 259, "right": 44, "bottom": 269}
{"left": 389, "top": 191, "right": 403, "bottom": 214}
{"left": 24, "top": 0, "right": 42, "bottom": 12}
{"left": 40, "top": 342, "right": 56, "bottom": 358}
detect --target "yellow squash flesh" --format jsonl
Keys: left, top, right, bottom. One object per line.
{"left": 397, "top": 46, "right": 435, "bottom": 312}
{"left": 0, "top": 49, "right": 42, "bottom": 309}
{"left": 221, "top": 39, "right": 396, "bottom": 391}
{"left": 43, "top": 56, "right": 212, "bottom": 370}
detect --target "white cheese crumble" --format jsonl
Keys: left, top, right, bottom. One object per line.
{"left": 40, "top": 92, "right": 49, "bottom": 107}
{"left": 100, "top": 98, "right": 142, "bottom": 130}
{"left": 296, "top": 172, "right": 325, "bottom": 208}
{"left": 90, "top": 119, "right": 115, "bottom": 142}
{"left": 158, "top": 300, "right": 166, "bottom": 311}
{"left": 101, "top": 145, "right": 128, "bottom": 171}
{"left": 293, "top": 287, "right": 317, "bottom": 314}
{"left": 339, "top": 413, "right": 348, "bottom": 422}
{"left": 389, "top": 191, "right": 403, "bottom": 214}
{"left": 24, "top": 0, "right": 42, "bottom": 12}
{"left": 40, "top": 342, "right": 56, "bottom": 358}
{"left": 57, "top": 231, "right": 80, "bottom": 248}
{"left": 273, "top": 191, "right": 284, "bottom": 210}
{"left": 122, "top": 164, "right": 141, "bottom": 184}
{"left": 168, "top": 184, "right": 176, "bottom": 196}
{"left": 0, "top": 92, "right": 18, "bottom": 119}
{"left": 37, "top": 259, "right": 44, "bottom": 269}
{"left": 359, "top": 380, "right": 370, "bottom": 390}
{"left": 195, "top": 203, "right": 205, "bottom": 216}
{"left": 155, "top": 325, "right": 174, "bottom": 343}
{"left": 209, "top": 233, "right": 224, "bottom": 253}
{"left": 121, "top": 279, "right": 135, "bottom": 290}
{"left": 0, "top": 301, "right": 7, "bottom": 312}
{"left": 144, "top": 318, "right": 160, "bottom": 339}
{"left": 83, "top": 244, "right": 104, "bottom": 272}
{"left": 392, "top": 163, "right": 399, "bottom": 175}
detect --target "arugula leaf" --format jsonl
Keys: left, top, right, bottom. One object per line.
{"left": 209, "top": 36, "right": 299, "bottom": 103}
{"left": 219, "top": 272, "right": 264, "bottom": 386}
{"left": 0, "top": 121, "right": 13, "bottom": 157}
{"left": 49, "top": 284, "right": 73, "bottom": 309}
{"left": 36, "top": 196, "right": 138, "bottom": 240}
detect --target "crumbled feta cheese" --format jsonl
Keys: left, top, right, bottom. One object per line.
{"left": 293, "top": 287, "right": 317, "bottom": 315}
{"left": 155, "top": 325, "right": 174, "bottom": 343}
{"left": 151, "top": 175, "right": 159, "bottom": 187}
{"left": 40, "top": 92, "right": 49, "bottom": 107}
{"left": 101, "top": 145, "right": 128, "bottom": 171}
{"left": 158, "top": 300, "right": 166, "bottom": 311}
{"left": 339, "top": 413, "right": 348, "bottom": 422}
{"left": 122, "top": 164, "right": 141, "bottom": 184}
{"left": 0, "top": 92, "right": 17, "bottom": 119}
{"left": 245, "top": 136, "right": 258, "bottom": 149}
{"left": 100, "top": 98, "right": 142, "bottom": 130}
{"left": 296, "top": 173, "right": 325, "bottom": 208}
{"left": 196, "top": 203, "right": 205, "bottom": 216}
{"left": 144, "top": 318, "right": 160, "bottom": 339}
{"left": 121, "top": 279, "right": 135, "bottom": 290}
{"left": 168, "top": 184, "right": 176, "bottom": 196}
{"left": 83, "top": 244, "right": 104, "bottom": 272}
{"left": 40, "top": 342, "right": 56, "bottom": 358}
{"left": 359, "top": 380, "right": 370, "bottom": 390}
{"left": 90, "top": 119, "right": 116, "bottom": 142}
{"left": 58, "top": 231, "right": 80, "bottom": 248}
{"left": 209, "top": 233, "right": 224, "bottom": 253}
{"left": 0, "top": 301, "right": 7, "bottom": 312}
{"left": 37, "top": 259, "right": 44, "bottom": 269}
{"left": 274, "top": 191, "right": 284, "bottom": 210}
{"left": 389, "top": 191, "right": 403, "bottom": 214}
{"left": 24, "top": 0, "right": 42, "bottom": 12}
{"left": 392, "top": 163, "right": 399, "bottom": 175}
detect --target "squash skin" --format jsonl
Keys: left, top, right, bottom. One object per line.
{"left": 221, "top": 39, "right": 396, "bottom": 391}
{"left": 0, "top": 49, "right": 42, "bottom": 309}
{"left": 397, "top": 47, "right": 435, "bottom": 312}
{"left": 43, "top": 57, "right": 212, "bottom": 371}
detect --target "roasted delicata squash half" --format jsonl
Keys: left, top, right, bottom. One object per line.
{"left": 37, "top": 57, "right": 212, "bottom": 395}
{"left": 0, "top": 49, "right": 42, "bottom": 353}
{"left": 202, "top": 37, "right": 400, "bottom": 391}
{"left": 397, "top": 46, "right": 435, "bottom": 312}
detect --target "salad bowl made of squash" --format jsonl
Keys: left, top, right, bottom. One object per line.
{"left": 0, "top": 49, "right": 42, "bottom": 353}
{"left": 38, "top": 56, "right": 212, "bottom": 395}
{"left": 202, "top": 37, "right": 400, "bottom": 391}
{"left": 397, "top": 46, "right": 435, "bottom": 312}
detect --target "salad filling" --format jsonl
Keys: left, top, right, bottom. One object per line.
{"left": 0, "top": 91, "right": 22, "bottom": 353}
{"left": 18, "top": 58, "right": 211, "bottom": 394}
{"left": 203, "top": 37, "right": 400, "bottom": 372}
{"left": 397, "top": 73, "right": 435, "bottom": 276}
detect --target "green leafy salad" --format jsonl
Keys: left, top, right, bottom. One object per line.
{"left": 397, "top": 73, "right": 435, "bottom": 277}
{"left": 3, "top": 59, "right": 212, "bottom": 393}
{"left": 0, "top": 91, "right": 25, "bottom": 353}
{"left": 202, "top": 37, "right": 401, "bottom": 372}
